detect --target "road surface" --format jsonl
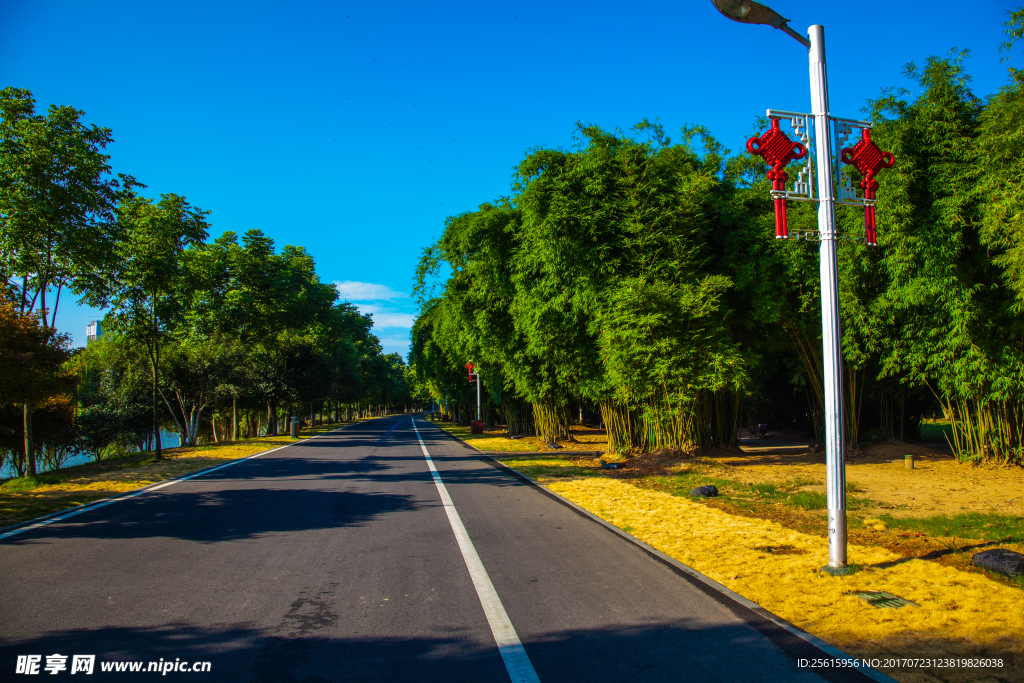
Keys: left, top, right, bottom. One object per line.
{"left": 0, "top": 416, "right": 883, "bottom": 682}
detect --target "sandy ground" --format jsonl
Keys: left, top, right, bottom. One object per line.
{"left": 719, "top": 439, "right": 1024, "bottom": 519}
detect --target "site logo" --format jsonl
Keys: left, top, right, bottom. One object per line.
{"left": 15, "top": 654, "right": 211, "bottom": 675}
{"left": 16, "top": 655, "right": 94, "bottom": 675}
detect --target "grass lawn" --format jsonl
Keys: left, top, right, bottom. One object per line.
{"left": 919, "top": 419, "right": 955, "bottom": 443}
{"left": 879, "top": 511, "right": 1024, "bottom": 544}
{"left": 0, "top": 422, "right": 355, "bottom": 529}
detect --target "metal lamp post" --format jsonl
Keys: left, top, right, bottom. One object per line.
{"left": 711, "top": 0, "right": 894, "bottom": 574}
{"left": 466, "top": 363, "right": 481, "bottom": 421}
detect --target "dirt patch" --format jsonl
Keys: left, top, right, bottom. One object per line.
{"left": 585, "top": 447, "right": 694, "bottom": 476}
{"left": 752, "top": 544, "right": 806, "bottom": 555}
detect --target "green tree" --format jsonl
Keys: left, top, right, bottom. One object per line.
{"left": 415, "top": 122, "right": 748, "bottom": 449}
{"left": 95, "top": 193, "right": 209, "bottom": 458}
{"left": 979, "top": 9, "right": 1024, "bottom": 302}
{"left": 0, "top": 301, "right": 76, "bottom": 476}
{"left": 870, "top": 53, "right": 1022, "bottom": 463}
{"left": 162, "top": 333, "right": 242, "bottom": 447}
{"left": 0, "top": 87, "right": 136, "bottom": 326}
{"left": 73, "top": 333, "right": 155, "bottom": 459}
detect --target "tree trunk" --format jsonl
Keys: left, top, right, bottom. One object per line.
{"left": 845, "top": 365, "right": 865, "bottom": 452}
{"left": 152, "top": 379, "right": 162, "bottom": 458}
{"left": 24, "top": 401, "right": 35, "bottom": 478}
{"left": 899, "top": 388, "right": 906, "bottom": 443}
{"left": 232, "top": 397, "right": 238, "bottom": 441}
{"left": 786, "top": 323, "right": 825, "bottom": 443}
{"left": 157, "top": 386, "right": 185, "bottom": 450}
{"left": 152, "top": 297, "right": 163, "bottom": 460}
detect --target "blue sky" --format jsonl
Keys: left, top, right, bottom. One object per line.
{"left": 3, "top": 0, "right": 1018, "bottom": 355}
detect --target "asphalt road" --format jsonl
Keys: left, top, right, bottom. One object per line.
{"left": 0, "top": 416, "right": 883, "bottom": 682}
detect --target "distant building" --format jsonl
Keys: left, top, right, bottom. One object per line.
{"left": 87, "top": 320, "right": 103, "bottom": 343}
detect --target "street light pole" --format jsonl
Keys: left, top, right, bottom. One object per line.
{"left": 808, "top": 25, "right": 848, "bottom": 570}
{"left": 465, "top": 362, "right": 482, "bottom": 422}
{"left": 712, "top": 1, "right": 851, "bottom": 572}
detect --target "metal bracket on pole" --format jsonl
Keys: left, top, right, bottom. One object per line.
{"left": 779, "top": 229, "right": 868, "bottom": 243}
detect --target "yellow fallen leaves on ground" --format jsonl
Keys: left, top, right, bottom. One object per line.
{"left": 45, "top": 479, "right": 159, "bottom": 493}
{"left": 467, "top": 436, "right": 540, "bottom": 452}
{"left": 543, "top": 476, "right": 1022, "bottom": 683}
{"left": 434, "top": 423, "right": 541, "bottom": 452}
{"left": 188, "top": 434, "right": 303, "bottom": 460}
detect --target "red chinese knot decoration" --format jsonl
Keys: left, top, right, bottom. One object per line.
{"left": 746, "top": 119, "right": 807, "bottom": 239}
{"left": 841, "top": 129, "right": 894, "bottom": 246}
{"left": 465, "top": 362, "right": 475, "bottom": 383}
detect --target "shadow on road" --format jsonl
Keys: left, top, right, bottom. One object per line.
{"left": 0, "top": 617, "right": 904, "bottom": 683}
{"left": 3, "top": 424, "right": 533, "bottom": 545}
{"left": 3, "top": 487, "right": 421, "bottom": 544}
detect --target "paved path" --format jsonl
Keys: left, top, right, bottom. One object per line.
{"left": 0, "top": 416, "right": 882, "bottom": 682}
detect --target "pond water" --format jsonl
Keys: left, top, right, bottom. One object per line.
{"left": 1, "top": 430, "right": 182, "bottom": 480}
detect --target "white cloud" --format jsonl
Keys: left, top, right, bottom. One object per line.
{"left": 334, "top": 280, "right": 406, "bottom": 301}
{"left": 370, "top": 312, "right": 417, "bottom": 328}
{"left": 355, "top": 304, "right": 416, "bottom": 329}
{"left": 378, "top": 335, "right": 411, "bottom": 346}
{"left": 378, "top": 336, "right": 411, "bottom": 357}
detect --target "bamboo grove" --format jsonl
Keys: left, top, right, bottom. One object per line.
{"left": 0, "top": 88, "right": 416, "bottom": 479}
{"left": 410, "top": 27, "right": 1024, "bottom": 466}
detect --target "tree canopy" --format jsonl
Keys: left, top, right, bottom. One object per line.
{"left": 0, "top": 89, "right": 418, "bottom": 476}
{"left": 411, "top": 32, "right": 1024, "bottom": 466}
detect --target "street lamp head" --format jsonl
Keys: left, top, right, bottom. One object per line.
{"left": 711, "top": 0, "right": 785, "bottom": 27}
{"left": 710, "top": 0, "right": 810, "bottom": 47}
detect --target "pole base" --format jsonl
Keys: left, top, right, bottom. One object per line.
{"left": 819, "top": 564, "right": 856, "bottom": 576}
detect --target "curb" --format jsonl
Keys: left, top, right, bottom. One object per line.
{"left": 420, "top": 419, "right": 898, "bottom": 683}
{"left": 0, "top": 421, "right": 366, "bottom": 541}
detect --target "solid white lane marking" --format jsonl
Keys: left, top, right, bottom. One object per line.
{"left": 411, "top": 418, "right": 541, "bottom": 683}
{"left": 0, "top": 424, "right": 360, "bottom": 541}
